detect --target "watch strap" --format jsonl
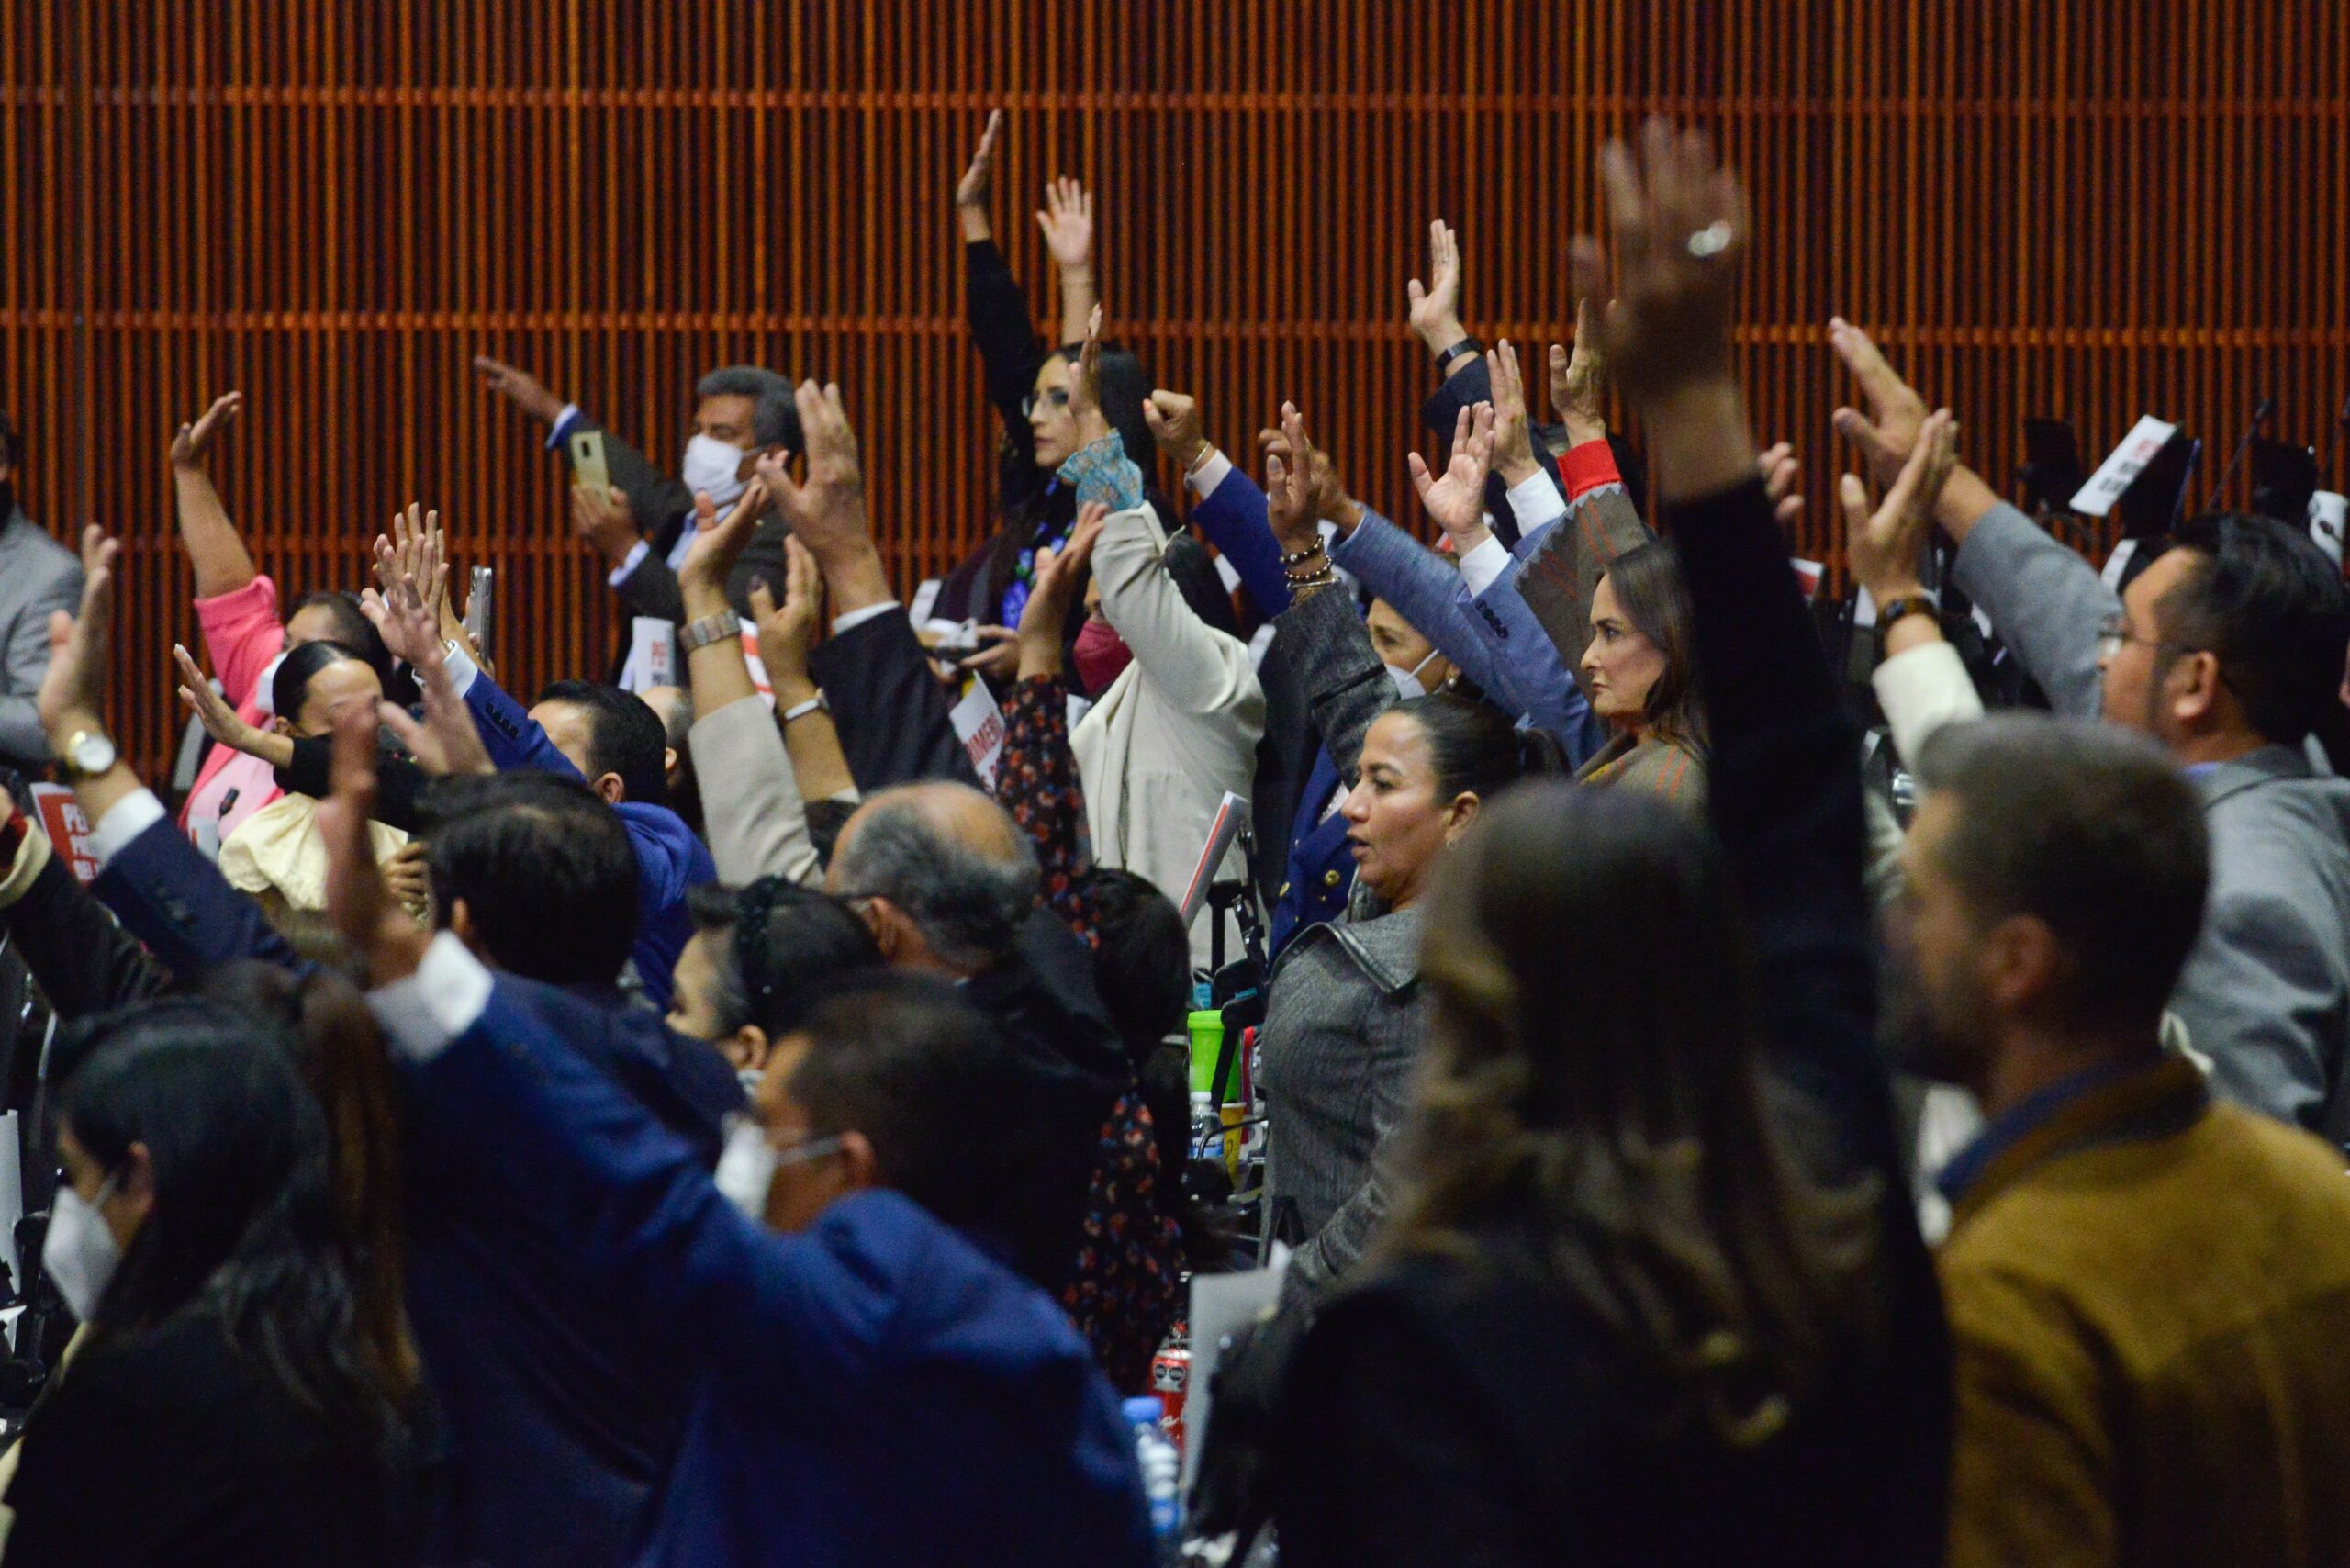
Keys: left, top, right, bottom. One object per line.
{"left": 1435, "top": 334, "right": 1483, "bottom": 368}
{"left": 779, "top": 691, "right": 828, "bottom": 723}
{"left": 679, "top": 610, "right": 744, "bottom": 655}
{"left": 1874, "top": 592, "right": 1940, "bottom": 628}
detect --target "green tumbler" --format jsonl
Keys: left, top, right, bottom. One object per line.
{"left": 1187, "top": 1010, "right": 1226, "bottom": 1098}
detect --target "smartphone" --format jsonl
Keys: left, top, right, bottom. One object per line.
{"left": 568, "top": 428, "right": 610, "bottom": 495}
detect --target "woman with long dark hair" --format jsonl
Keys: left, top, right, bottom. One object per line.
{"left": 1266, "top": 122, "right": 1947, "bottom": 1568}
{"left": 1577, "top": 538, "right": 1707, "bottom": 796}
{"left": 4, "top": 996, "right": 431, "bottom": 1566}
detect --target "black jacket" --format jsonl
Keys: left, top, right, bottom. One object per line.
{"left": 1271, "top": 477, "right": 1952, "bottom": 1568}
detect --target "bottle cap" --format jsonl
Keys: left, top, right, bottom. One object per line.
{"left": 1125, "top": 1396, "right": 1166, "bottom": 1427}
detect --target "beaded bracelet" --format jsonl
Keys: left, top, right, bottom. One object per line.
{"left": 1279, "top": 540, "right": 1327, "bottom": 568}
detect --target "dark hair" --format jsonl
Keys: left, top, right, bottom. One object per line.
{"left": 1162, "top": 532, "right": 1242, "bottom": 640}
{"left": 2156, "top": 511, "right": 2350, "bottom": 751}
{"left": 57, "top": 998, "right": 408, "bottom": 1442}
{"left": 196, "top": 962, "right": 418, "bottom": 1411}
{"left": 288, "top": 591, "right": 414, "bottom": 707}
{"left": 271, "top": 639, "right": 374, "bottom": 734}
{"left": 1050, "top": 342, "right": 1158, "bottom": 469}
{"left": 0, "top": 409, "right": 18, "bottom": 469}
{"left": 783, "top": 972, "right": 1032, "bottom": 1243}
{"left": 828, "top": 788, "right": 1039, "bottom": 969}
{"left": 534, "top": 679, "right": 668, "bottom": 805}
{"left": 695, "top": 365, "right": 803, "bottom": 453}
{"left": 1915, "top": 713, "right": 2210, "bottom": 1030}
{"left": 415, "top": 771, "right": 643, "bottom": 988}
{"left": 1400, "top": 781, "right": 1874, "bottom": 1443}
{"left": 687, "top": 879, "right": 882, "bottom": 1040}
{"left": 1603, "top": 542, "right": 1706, "bottom": 748}
{"left": 1392, "top": 690, "right": 1565, "bottom": 805}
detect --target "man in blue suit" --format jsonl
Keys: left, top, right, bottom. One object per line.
{"left": 318, "top": 705, "right": 1153, "bottom": 1567}
{"left": 41, "top": 532, "right": 743, "bottom": 1568}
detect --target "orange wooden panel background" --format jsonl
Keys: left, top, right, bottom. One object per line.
{"left": 5, "top": 1, "right": 2346, "bottom": 776}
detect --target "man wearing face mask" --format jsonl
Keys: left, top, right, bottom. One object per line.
{"left": 0, "top": 411, "right": 87, "bottom": 769}
{"left": 473, "top": 357, "right": 803, "bottom": 632}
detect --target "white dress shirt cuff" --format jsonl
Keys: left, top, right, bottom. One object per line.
{"left": 441, "top": 644, "right": 481, "bottom": 699}
{"left": 1459, "top": 535, "right": 1513, "bottom": 599}
{"left": 831, "top": 601, "right": 901, "bottom": 636}
{"left": 1186, "top": 449, "right": 1234, "bottom": 500}
{"left": 368, "top": 931, "right": 497, "bottom": 1063}
{"left": 1505, "top": 470, "right": 1567, "bottom": 534}
{"left": 87, "top": 788, "right": 168, "bottom": 873}
{"left": 546, "top": 406, "right": 584, "bottom": 450}
{"left": 608, "top": 539, "right": 651, "bottom": 587}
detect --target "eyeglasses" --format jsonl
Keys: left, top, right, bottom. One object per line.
{"left": 1020, "top": 386, "right": 1073, "bottom": 420}
{"left": 2096, "top": 612, "right": 2189, "bottom": 662}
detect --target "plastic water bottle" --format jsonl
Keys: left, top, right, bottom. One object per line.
{"left": 1125, "top": 1394, "right": 1181, "bottom": 1560}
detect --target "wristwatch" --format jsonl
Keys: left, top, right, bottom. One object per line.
{"left": 1874, "top": 592, "right": 1940, "bottom": 629}
{"left": 57, "top": 728, "right": 118, "bottom": 781}
{"left": 780, "top": 691, "right": 829, "bottom": 724}
{"left": 679, "top": 610, "right": 744, "bottom": 655}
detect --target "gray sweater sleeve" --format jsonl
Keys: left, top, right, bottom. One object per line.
{"left": 1947, "top": 500, "right": 2113, "bottom": 720}
{"left": 1279, "top": 579, "right": 1393, "bottom": 784}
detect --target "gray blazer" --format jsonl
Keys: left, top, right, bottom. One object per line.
{"left": 1258, "top": 904, "right": 1427, "bottom": 1301}
{"left": 0, "top": 508, "right": 84, "bottom": 765}
{"left": 1953, "top": 501, "right": 2350, "bottom": 1141}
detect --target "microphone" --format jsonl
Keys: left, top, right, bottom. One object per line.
{"left": 2208, "top": 395, "right": 2275, "bottom": 510}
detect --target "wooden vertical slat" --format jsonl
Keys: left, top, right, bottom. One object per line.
{"left": 1, "top": 0, "right": 2343, "bottom": 776}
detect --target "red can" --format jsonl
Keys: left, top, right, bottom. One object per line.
{"left": 1150, "top": 1343, "right": 1192, "bottom": 1456}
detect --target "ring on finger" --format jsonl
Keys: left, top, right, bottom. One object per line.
{"left": 1685, "top": 221, "right": 1734, "bottom": 259}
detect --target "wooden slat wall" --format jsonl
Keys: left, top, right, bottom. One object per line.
{"left": 4, "top": 1, "right": 2344, "bottom": 776}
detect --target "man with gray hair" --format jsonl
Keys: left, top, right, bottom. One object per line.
{"left": 474, "top": 354, "right": 803, "bottom": 628}
{"left": 827, "top": 781, "right": 1181, "bottom": 1372}
{"left": 1886, "top": 712, "right": 2350, "bottom": 1567}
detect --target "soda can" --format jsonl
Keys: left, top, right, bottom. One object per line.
{"left": 1150, "top": 1344, "right": 1192, "bottom": 1455}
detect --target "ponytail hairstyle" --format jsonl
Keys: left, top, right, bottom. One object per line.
{"left": 1602, "top": 542, "right": 1707, "bottom": 751}
{"left": 1399, "top": 690, "right": 1568, "bottom": 809}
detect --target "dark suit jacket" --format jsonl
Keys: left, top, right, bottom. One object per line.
{"left": 91, "top": 812, "right": 744, "bottom": 1568}
{"left": 811, "top": 607, "right": 979, "bottom": 790}
{"left": 1422, "top": 361, "right": 1569, "bottom": 552}
{"left": 561, "top": 421, "right": 787, "bottom": 627}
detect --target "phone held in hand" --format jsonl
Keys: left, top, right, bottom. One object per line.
{"left": 568, "top": 428, "right": 610, "bottom": 496}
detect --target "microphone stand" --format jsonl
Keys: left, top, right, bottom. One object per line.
{"left": 2207, "top": 396, "right": 2276, "bottom": 511}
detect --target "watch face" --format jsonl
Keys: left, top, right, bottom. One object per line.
{"left": 71, "top": 733, "right": 117, "bottom": 776}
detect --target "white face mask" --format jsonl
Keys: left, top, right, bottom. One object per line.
{"left": 44, "top": 1178, "right": 123, "bottom": 1323}
{"left": 681, "top": 434, "right": 750, "bottom": 510}
{"left": 1384, "top": 648, "right": 1440, "bottom": 701}
{"left": 711, "top": 1116, "right": 845, "bottom": 1222}
{"left": 249, "top": 651, "right": 288, "bottom": 717}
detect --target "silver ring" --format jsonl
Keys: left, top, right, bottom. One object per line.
{"left": 1685, "top": 221, "right": 1733, "bottom": 259}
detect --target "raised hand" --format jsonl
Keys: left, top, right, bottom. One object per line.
{"left": 677, "top": 477, "right": 771, "bottom": 604}
{"left": 1264, "top": 403, "right": 1326, "bottom": 557}
{"left": 1018, "top": 502, "right": 1109, "bottom": 680}
{"left": 749, "top": 533, "right": 824, "bottom": 691}
{"left": 1844, "top": 408, "right": 1959, "bottom": 603}
{"left": 1828, "top": 318, "right": 1931, "bottom": 492}
{"left": 320, "top": 702, "right": 431, "bottom": 984}
{"left": 1757, "top": 442, "right": 1805, "bottom": 526}
{"left": 1550, "top": 297, "right": 1608, "bottom": 447}
{"left": 170, "top": 391, "right": 243, "bottom": 470}
{"left": 1487, "top": 341, "right": 1541, "bottom": 486}
{"left": 361, "top": 535, "right": 445, "bottom": 671}
{"left": 1408, "top": 402, "right": 1499, "bottom": 548}
{"left": 955, "top": 109, "right": 1005, "bottom": 212}
{"left": 472, "top": 355, "right": 566, "bottom": 425}
{"left": 1406, "top": 218, "right": 1466, "bottom": 355}
{"left": 1570, "top": 120, "right": 1749, "bottom": 409}
{"left": 173, "top": 643, "right": 288, "bottom": 766}
{"left": 763, "top": 384, "right": 868, "bottom": 559}
{"left": 383, "top": 841, "right": 433, "bottom": 915}
{"left": 1036, "top": 176, "right": 1095, "bottom": 274}
{"left": 1257, "top": 420, "right": 1357, "bottom": 530}
{"left": 1065, "top": 305, "right": 1113, "bottom": 447}
{"left": 570, "top": 481, "right": 638, "bottom": 565}
{"left": 38, "top": 525, "right": 122, "bottom": 743}
{"left": 1144, "top": 390, "right": 1209, "bottom": 473}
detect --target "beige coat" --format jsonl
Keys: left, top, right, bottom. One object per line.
{"left": 1072, "top": 503, "right": 1265, "bottom": 970}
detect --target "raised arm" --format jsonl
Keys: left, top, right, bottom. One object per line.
{"left": 1036, "top": 175, "right": 1098, "bottom": 350}
{"left": 752, "top": 535, "right": 856, "bottom": 806}
{"left": 170, "top": 392, "right": 260, "bottom": 599}
{"left": 1266, "top": 407, "right": 1390, "bottom": 778}
{"left": 1000, "top": 506, "right": 1108, "bottom": 940}
{"left": 1144, "top": 389, "right": 1292, "bottom": 613}
{"left": 1830, "top": 320, "right": 2107, "bottom": 717}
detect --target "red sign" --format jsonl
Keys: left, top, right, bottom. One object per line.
{"left": 29, "top": 785, "right": 98, "bottom": 885}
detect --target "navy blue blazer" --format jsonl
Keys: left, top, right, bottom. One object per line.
{"left": 95, "top": 816, "right": 744, "bottom": 1568}
{"left": 406, "top": 970, "right": 1153, "bottom": 1568}
{"left": 1270, "top": 747, "right": 1356, "bottom": 958}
